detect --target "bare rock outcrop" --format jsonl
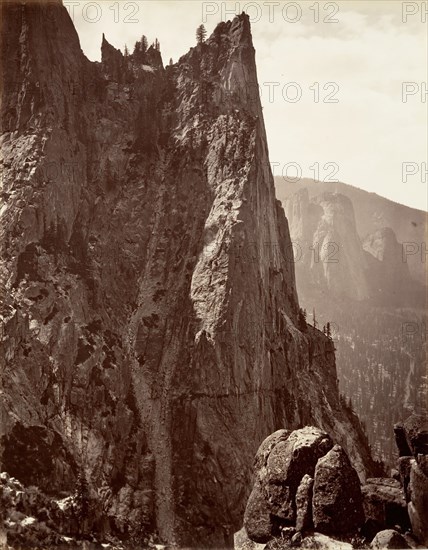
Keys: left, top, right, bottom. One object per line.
{"left": 283, "top": 191, "right": 371, "bottom": 301}
{"left": 370, "top": 529, "right": 410, "bottom": 549}
{"left": 265, "top": 427, "right": 333, "bottom": 523}
{"left": 393, "top": 414, "right": 428, "bottom": 547}
{"left": 312, "top": 445, "right": 364, "bottom": 535}
{"left": 295, "top": 475, "right": 314, "bottom": 533}
{"left": 362, "top": 478, "right": 409, "bottom": 537}
{"left": 243, "top": 428, "right": 362, "bottom": 544}
{"left": 240, "top": 418, "right": 428, "bottom": 549}
{"left": 408, "top": 460, "right": 428, "bottom": 546}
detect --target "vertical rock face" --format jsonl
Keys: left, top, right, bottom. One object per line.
{"left": 362, "top": 227, "right": 413, "bottom": 304}
{"left": 1, "top": 2, "right": 375, "bottom": 545}
{"left": 284, "top": 191, "right": 370, "bottom": 301}
{"left": 276, "top": 178, "right": 427, "bottom": 286}
{"left": 284, "top": 190, "right": 420, "bottom": 305}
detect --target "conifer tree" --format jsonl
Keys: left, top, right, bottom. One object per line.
{"left": 196, "top": 24, "right": 207, "bottom": 44}
{"left": 74, "top": 471, "right": 90, "bottom": 534}
{"left": 298, "top": 308, "right": 307, "bottom": 331}
{"left": 141, "top": 35, "right": 148, "bottom": 52}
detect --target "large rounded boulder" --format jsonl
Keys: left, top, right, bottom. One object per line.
{"left": 265, "top": 427, "right": 333, "bottom": 522}
{"left": 312, "top": 444, "right": 364, "bottom": 535}
{"left": 244, "top": 426, "right": 333, "bottom": 542}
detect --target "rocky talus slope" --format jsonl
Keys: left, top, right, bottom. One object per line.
{"left": 236, "top": 415, "right": 428, "bottom": 549}
{"left": 1, "top": 2, "right": 376, "bottom": 546}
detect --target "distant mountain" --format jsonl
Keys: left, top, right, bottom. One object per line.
{"left": 276, "top": 178, "right": 427, "bottom": 468}
{"left": 282, "top": 186, "right": 424, "bottom": 307}
{"left": 275, "top": 178, "right": 427, "bottom": 285}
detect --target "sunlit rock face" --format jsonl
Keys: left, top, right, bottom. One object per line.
{"left": 284, "top": 191, "right": 371, "bottom": 301}
{"left": 0, "top": 2, "right": 375, "bottom": 546}
{"left": 284, "top": 190, "right": 420, "bottom": 306}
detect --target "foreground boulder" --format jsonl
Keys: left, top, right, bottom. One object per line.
{"left": 394, "top": 413, "right": 428, "bottom": 547}
{"left": 243, "top": 480, "right": 273, "bottom": 543}
{"left": 243, "top": 427, "right": 363, "bottom": 543}
{"left": 265, "top": 427, "right": 333, "bottom": 523}
{"left": 244, "top": 427, "right": 332, "bottom": 542}
{"left": 234, "top": 526, "right": 266, "bottom": 550}
{"left": 370, "top": 529, "right": 410, "bottom": 549}
{"left": 312, "top": 445, "right": 364, "bottom": 535}
{"left": 408, "top": 459, "right": 428, "bottom": 546}
{"left": 239, "top": 415, "right": 428, "bottom": 549}
{"left": 362, "top": 478, "right": 409, "bottom": 537}
{"left": 295, "top": 475, "right": 314, "bottom": 533}
{"left": 402, "top": 414, "right": 428, "bottom": 456}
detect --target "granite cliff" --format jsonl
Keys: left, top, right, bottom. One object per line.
{"left": 0, "top": 2, "right": 376, "bottom": 546}
{"left": 283, "top": 189, "right": 421, "bottom": 305}
{"left": 284, "top": 190, "right": 371, "bottom": 301}
{"left": 276, "top": 178, "right": 427, "bottom": 286}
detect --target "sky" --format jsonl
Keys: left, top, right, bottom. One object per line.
{"left": 66, "top": 0, "right": 427, "bottom": 210}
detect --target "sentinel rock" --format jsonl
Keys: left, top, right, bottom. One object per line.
{"left": 1, "top": 1, "right": 375, "bottom": 546}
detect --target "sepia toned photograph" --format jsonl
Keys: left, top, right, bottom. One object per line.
{"left": 0, "top": 1, "right": 427, "bottom": 548}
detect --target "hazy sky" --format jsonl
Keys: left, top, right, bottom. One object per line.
{"left": 67, "top": 1, "right": 427, "bottom": 210}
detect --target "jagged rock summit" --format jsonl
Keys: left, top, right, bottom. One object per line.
{"left": 1, "top": 2, "right": 375, "bottom": 546}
